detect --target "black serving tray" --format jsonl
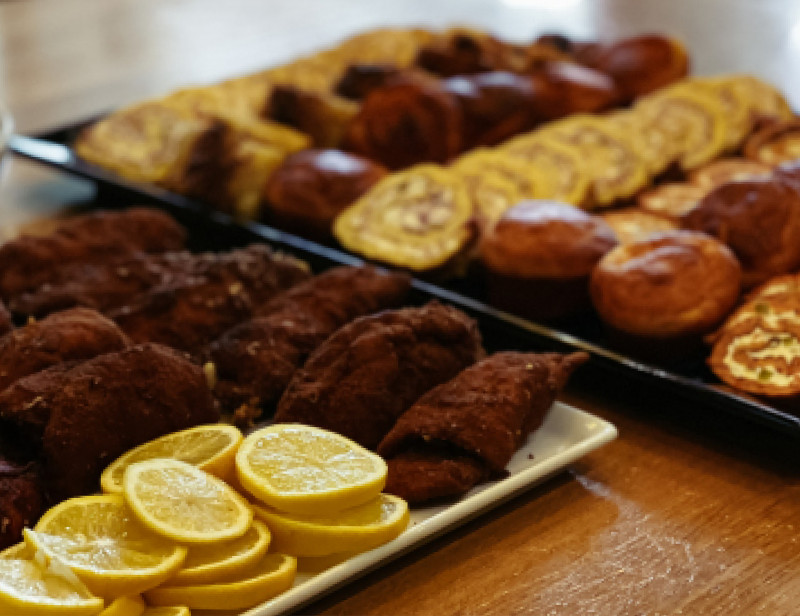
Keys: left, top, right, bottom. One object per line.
{"left": 10, "top": 131, "right": 800, "bottom": 439}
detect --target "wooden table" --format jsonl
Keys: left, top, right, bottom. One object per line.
{"left": 2, "top": 1, "right": 799, "bottom": 614}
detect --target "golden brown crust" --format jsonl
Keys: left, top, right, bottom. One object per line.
{"left": 637, "top": 182, "right": 706, "bottom": 221}
{"left": 274, "top": 302, "right": 484, "bottom": 450}
{"left": 263, "top": 149, "right": 387, "bottom": 239}
{"left": 743, "top": 119, "right": 800, "bottom": 166}
{"left": 0, "top": 308, "right": 129, "bottom": 393}
{"left": 590, "top": 230, "right": 742, "bottom": 337}
{"left": 688, "top": 158, "right": 772, "bottom": 191}
{"left": 600, "top": 208, "right": 678, "bottom": 245}
{"left": 682, "top": 179, "right": 800, "bottom": 288}
{"left": 480, "top": 201, "right": 617, "bottom": 278}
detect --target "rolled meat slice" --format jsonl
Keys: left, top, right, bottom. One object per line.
{"left": 377, "top": 351, "right": 588, "bottom": 504}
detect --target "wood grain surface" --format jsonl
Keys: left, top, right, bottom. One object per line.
{"left": 1, "top": 1, "right": 799, "bottom": 614}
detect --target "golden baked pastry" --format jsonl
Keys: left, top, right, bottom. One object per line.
{"left": 453, "top": 168, "right": 522, "bottom": 232}
{"left": 603, "top": 110, "right": 676, "bottom": 176}
{"left": 480, "top": 200, "right": 617, "bottom": 320}
{"left": 75, "top": 101, "right": 210, "bottom": 185}
{"left": 600, "top": 207, "right": 678, "bottom": 244}
{"left": 688, "top": 158, "right": 772, "bottom": 190}
{"left": 633, "top": 86, "right": 729, "bottom": 171}
{"left": 538, "top": 115, "right": 650, "bottom": 207}
{"left": 343, "top": 78, "right": 464, "bottom": 170}
{"left": 682, "top": 179, "right": 800, "bottom": 288}
{"left": 499, "top": 134, "right": 590, "bottom": 205}
{"left": 263, "top": 149, "right": 388, "bottom": 239}
{"left": 590, "top": 230, "right": 742, "bottom": 339}
{"left": 451, "top": 148, "right": 552, "bottom": 203}
{"left": 637, "top": 182, "right": 706, "bottom": 221}
{"left": 333, "top": 164, "right": 476, "bottom": 273}
{"left": 743, "top": 119, "right": 800, "bottom": 166}
{"left": 585, "top": 34, "right": 689, "bottom": 103}
{"left": 709, "top": 304, "right": 800, "bottom": 399}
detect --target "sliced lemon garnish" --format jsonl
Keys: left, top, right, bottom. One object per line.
{"left": 140, "top": 607, "right": 191, "bottom": 616}
{"left": 144, "top": 553, "right": 297, "bottom": 611}
{"left": 99, "top": 595, "right": 145, "bottom": 616}
{"left": 0, "top": 555, "right": 104, "bottom": 616}
{"left": 165, "top": 519, "right": 270, "bottom": 585}
{"left": 236, "top": 424, "right": 387, "bottom": 515}
{"left": 101, "top": 424, "right": 243, "bottom": 493}
{"left": 123, "top": 459, "right": 253, "bottom": 544}
{"left": 32, "top": 495, "right": 187, "bottom": 598}
{"left": 253, "top": 493, "right": 410, "bottom": 557}
{"left": 0, "top": 541, "right": 31, "bottom": 559}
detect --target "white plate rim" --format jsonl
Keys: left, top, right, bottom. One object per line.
{"left": 210, "top": 401, "right": 617, "bottom": 616}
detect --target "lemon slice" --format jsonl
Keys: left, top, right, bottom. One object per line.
{"left": 236, "top": 424, "right": 388, "bottom": 515}
{"left": 166, "top": 519, "right": 271, "bottom": 585}
{"left": 0, "top": 556, "right": 104, "bottom": 616}
{"left": 144, "top": 553, "right": 297, "bottom": 611}
{"left": 99, "top": 595, "right": 145, "bottom": 616}
{"left": 253, "top": 493, "right": 410, "bottom": 557}
{"left": 141, "top": 608, "right": 190, "bottom": 616}
{"left": 101, "top": 424, "right": 243, "bottom": 493}
{"left": 123, "top": 459, "right": 253, "bottom": 544}
{"left": 32, "top": 495, "right": 187, "bottom": 598}
{"left": 0, "top": 541, "right": 31, "bottom": 559}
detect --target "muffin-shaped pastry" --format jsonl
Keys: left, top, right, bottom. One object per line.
{"left": 585, "top": 35, "right": 690, "bottom": 103}
{"left": 590, "top": 230, "right": 742, "bottom": 361}
{"left": 530, "top": 61, "right": 621, "bottom": 116}
{"left": 682, "top": 179, "right": 800, "bottom": 288}
{"left": 442, "top": 71, "right": 540, "bottom": 149}
{"left": 600, "top": 207, "right": 678, "bottom": 244}
{"left": 480, "top": 200, "right": 617, "bottom": 321}
{"left": 263, "top": 149, "right": 387, "bottom": 239}
{"left": 343, "top": 78, "right": 464, "bottom": 169}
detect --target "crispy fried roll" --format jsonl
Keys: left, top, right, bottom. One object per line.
{"left": 274, "top": 302, "right": 484, "bottom": 450}
{"left": 209, "top": 266, "right": 412, "bottom": 422}
{"left": 377, "top": 351, "right": 588, "bottom": 504}
{"left": 0, "top": 208, "right": 186, "bottom": 302}
{"left": 0, "top": 344, "right": 219, "bottom": 502}
{"left": 0, "top": 308, "right": 128, "bottom": 393}
{"left": 109, "top": 245, "right": 310, "bottom": 356}
{"left": 0, "top": 458, "right": 43, "bottom": 550}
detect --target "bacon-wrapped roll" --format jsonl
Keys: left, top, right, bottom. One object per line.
{"left": 274, "top": 302, "right": 485, "bottom": 450}
{"left": 343, "top": 79, "right": 464, "bottom": 170}
{"left": 333, "top": 164, "right": 477, "bottom": 274}
{"left": 377, "top": 351, "right": 587, "bottom": 504}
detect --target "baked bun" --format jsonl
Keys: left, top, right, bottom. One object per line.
{"left": 264, "top": 149, "right": 387, "bottom": 239}
{"left": 600, "top": 207, "right": 678, "bottom": 244}
{"left": 590, "top": 231, "right": 741, "bottom": 354}
{"left": 480, "top": 200, "right": 617, "bottom": 320}
{"left": 682, "top": 179, "right": 800, "bottom": 288}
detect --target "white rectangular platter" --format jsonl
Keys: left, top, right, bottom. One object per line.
{"left": 200, "top": 401, "right": 617, "bottom": 616}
